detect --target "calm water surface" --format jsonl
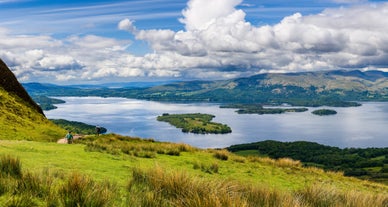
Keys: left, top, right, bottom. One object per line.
{"left": 45, "top": 97, "right": 388, "bottom": 148}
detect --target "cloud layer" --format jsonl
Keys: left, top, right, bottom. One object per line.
{"left": 1, "top": 0, "right": 388, "bottom": 83}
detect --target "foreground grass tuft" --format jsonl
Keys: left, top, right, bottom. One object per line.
{"left": 0, "top": 155, "right": 118, "bottom": 207}
{"left": 60, "top": 172, "right": 116, "bottom": 207}
{"left": 0, "top": 155, "right": 22, "bottom": 178}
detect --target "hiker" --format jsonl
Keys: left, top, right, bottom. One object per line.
{"left": 65, "top": 131, "right": 73, "bottom": 144}
{"left": 96, "top": 125, "right": 101, "bottom": 136}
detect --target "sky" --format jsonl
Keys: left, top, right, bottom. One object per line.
{"left": 1, "top": 0, "right": 388, "bottom": 84}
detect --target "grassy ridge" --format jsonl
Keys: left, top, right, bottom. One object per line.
{"left": 0, "top": 87, "right": 66, "bottom": 141}
{"left": 0, "top": 136, "right": 387, "bottom": 206}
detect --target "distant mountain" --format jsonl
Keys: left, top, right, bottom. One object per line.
{"left": 127, "top": 70, "right": 388, "bottom": 105}
{"left": 24, "top": 70, "right": 388, "bottom": 106}
{"left": 0, "top": 59, "right": 65, "bottom": 141}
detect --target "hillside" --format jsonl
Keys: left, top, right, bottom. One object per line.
{"left": 0, "top": 135, "right": 387, "bottom": 206}
{"left": 0, "top": 59, "right": 65, "bottom": 141}
{"left": 24, "top": 70, "right": 388, "bottom": 107}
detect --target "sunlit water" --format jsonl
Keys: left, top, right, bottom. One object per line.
{"left": 44, "top": 97, "right": 388, "bottom": 148}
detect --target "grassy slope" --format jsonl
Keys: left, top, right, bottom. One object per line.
{"left": 0, "top": 137, "right": 386, "bottom": 194}
{"left": 0, "top": 87, "right": 66, "bottom": 141}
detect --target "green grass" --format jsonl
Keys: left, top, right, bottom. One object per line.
{"left": 0, "top": 87, "right": 66, "bottom": 142}
{"left": 233, "top": 149, "right": 261, "bottom": 157}
{"left": 0, "top": 139, "right": 387, "bottom": 206}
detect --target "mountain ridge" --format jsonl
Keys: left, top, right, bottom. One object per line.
{"left": 23, "top": 69, "right": 388, "bottom": 107}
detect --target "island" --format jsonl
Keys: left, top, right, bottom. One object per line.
{"left": 311, "top": 109, "right": 337, "bottom": 116}
{"left": 220, "top": 104, "right": 308, "bottom": 115}
{"left": 157, "top": 113, "right": 232, "bottom": 134}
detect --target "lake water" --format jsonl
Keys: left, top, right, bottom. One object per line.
{"left": 44, "top": 97, "right": 388, "bottom": 149}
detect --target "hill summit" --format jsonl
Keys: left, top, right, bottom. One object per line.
{"left": 0, "top": 59, "right": 65, "bottom": 141}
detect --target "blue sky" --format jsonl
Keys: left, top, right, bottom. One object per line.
{"left": 1, "top": 0, "right": 388, "bottom": 84}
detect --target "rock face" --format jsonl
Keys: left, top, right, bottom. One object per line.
{"left": 0, "top": 59, "right": 44, "bottom": 115}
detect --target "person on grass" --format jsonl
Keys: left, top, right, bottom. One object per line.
{"left": 65, "top": 131, "right": 73, "bottom": 144}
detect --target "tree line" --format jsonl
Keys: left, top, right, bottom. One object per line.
{"left": 227, "top": 140, "right": 388, "bottom": 184}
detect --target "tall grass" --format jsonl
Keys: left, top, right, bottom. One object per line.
{"left": 213, "top": 149, "right": 229, "bottom": 161}
{"left": 14, "top": 171, "right": 53, "bottom": 198}
{"left": 127, "top": 166, "right": 388, "bottom": 207}
{"left": 193, "top": 160, "right": 219, "bottom": 174}
{"left": 248, "top": 156, "right": 303, "bottom": 168}
{"left": 297, "top": 184, "right": 388, "bottom": 207}
{"left": 59, "top": 172, "right": 117, "bottom": 207}
{"left": 127, "top": 166, "right": 300, "bottom": 207}
{"left": 0, "top": 155, "right": 118, "bottom": 207}
{"left": 0, "top": 154, "right": 22, "bottom": 178}
{"left": 80, "top": 134, "right": 197, "bottom": 158}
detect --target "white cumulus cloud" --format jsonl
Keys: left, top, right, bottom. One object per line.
{"left": 118, "top": 18, "right": 137, "bottom": 33}
{"left": 1, "top": 0, "right": 388, "bottom": 83}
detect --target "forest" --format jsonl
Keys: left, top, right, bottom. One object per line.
{"left": 227, "top": 140, "right": 388, "bottom": 184}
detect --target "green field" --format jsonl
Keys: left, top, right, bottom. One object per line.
{"left": 0, "top": 134, "right": 387, "bottom": 206}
